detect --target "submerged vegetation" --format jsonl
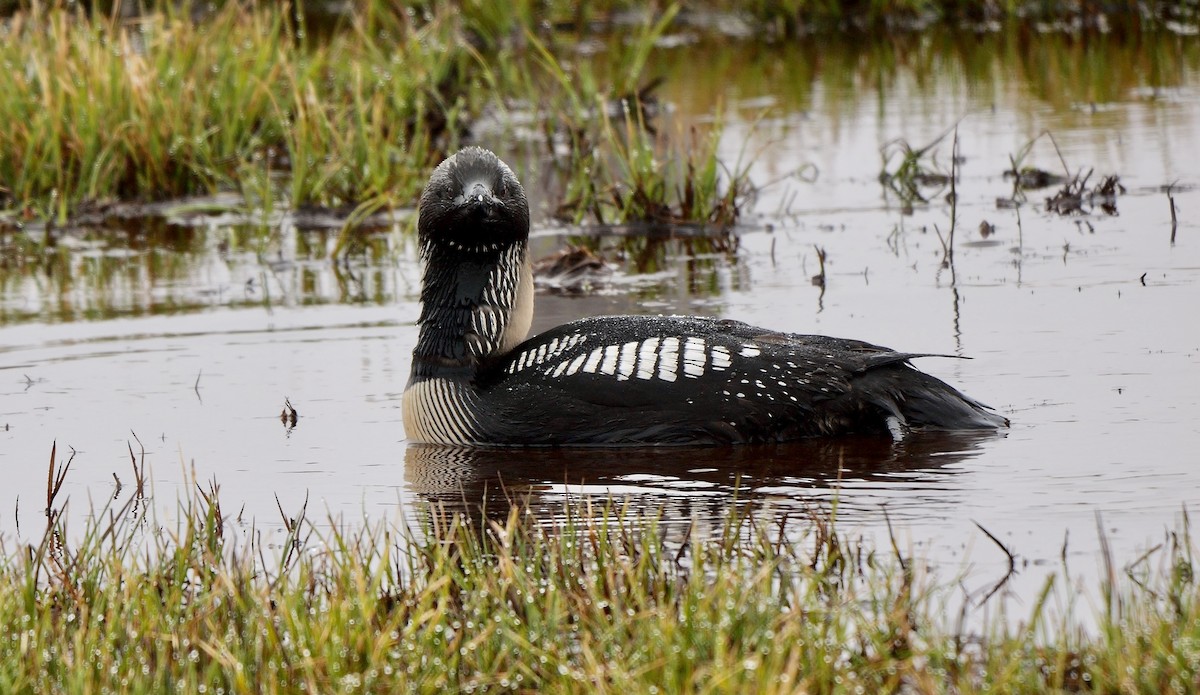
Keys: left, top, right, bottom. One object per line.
{"left": 2, "top": 466, "right": 1199, "bottom": 692}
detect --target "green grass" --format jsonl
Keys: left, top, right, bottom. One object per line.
{"left": 0, "top": 1, "right": 755, "bottom": 230}
{"left": 3, "top": 455, "right": 1200, "bottom": 693}
{"left": 2, "top": 1, "right": 1195, "bottom": 229}
{"left": 0, "top": 2, "right": 475, "bottom": 222}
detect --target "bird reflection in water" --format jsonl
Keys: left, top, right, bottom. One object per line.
{"left": 404, "top": 431, "right": 1001, "bottom": 532}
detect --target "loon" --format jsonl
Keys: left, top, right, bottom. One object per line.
{"left": 402, "top": 147, "right": 1008, "bottom": 446}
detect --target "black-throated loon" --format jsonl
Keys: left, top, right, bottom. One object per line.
{"left": 402, "top": 147, "right": 1008, "bottom": 446}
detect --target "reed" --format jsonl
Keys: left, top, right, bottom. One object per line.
{"left": 0, "top": 2, "right": 475, "bottom": 221}
{"left": 2, "top": 448, "right": 1199, "bottom": 692}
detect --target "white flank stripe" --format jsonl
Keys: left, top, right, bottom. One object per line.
{"left": 617, "top": 341, "right": 638, "bottom": 381}
{"left": 600, "top": 345, "right": 619, "bottom": 375}
{"left": 566, "top": 353, "right": 588, "bottom": 376}
{"left": 535, "top": 344, "right": 548, "bottom": 363}
{"left": 636, "top": 337, "right": 660, "bottom": 379}
{"left": 683, "top": 337, "right": 707, "bottom": 378}
{"left": 711, "top": 345, "right": 732, "bottom": 369}
{"left": 582, "top": 348, "right": 604, "bottom": 374}
{"left": 552, "top": 360, "right": 570, "bottom": 378}
{"left": 547, "top": 338, "right": 561, "bottom": 357}
{"left": 740, "top": 344, "right": 762, "bottom": 358}
{"left": 658, "top": 337, "right": 679, "bottom": 382}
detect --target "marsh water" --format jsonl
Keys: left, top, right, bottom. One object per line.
{"left": 3, "top": 31, "right": 1199, "bottom": 606}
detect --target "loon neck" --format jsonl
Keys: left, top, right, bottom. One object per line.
{"left": 411, "top": 241, "right": 533, "bottom": 380}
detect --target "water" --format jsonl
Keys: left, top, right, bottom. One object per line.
{"left": 2, "top": 31, "right": 1199, "bottom": 604}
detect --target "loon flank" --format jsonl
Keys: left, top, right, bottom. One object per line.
{"left": 402, "top": 147, "right": 1007, "bottom": 446}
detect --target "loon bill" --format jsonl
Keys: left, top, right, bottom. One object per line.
{"left": 402, "top": 146, "right": 1009, "bottom": 446}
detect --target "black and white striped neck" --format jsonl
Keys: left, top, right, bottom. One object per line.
{"left": 410, "top": 240, "right": 533, "bottom": 380}
{"left": 407, "top": 146, "right": 534, "bottom": 383}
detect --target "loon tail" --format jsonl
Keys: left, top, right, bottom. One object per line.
{"left": 861, "top": 360, "right": 1009, "bottom": 432}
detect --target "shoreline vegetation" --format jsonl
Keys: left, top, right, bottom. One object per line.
{"left": 0, "top": 0, "right": 1197, "bottom": 228}
{"left": 1, "top": 467, "right": 1198, "bottom": 692}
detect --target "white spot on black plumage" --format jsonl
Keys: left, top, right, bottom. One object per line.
{"left": 740, "top": 344, "right": 762, "bottom": 358}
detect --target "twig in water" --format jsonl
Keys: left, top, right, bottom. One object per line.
{"left": 281, "top": 398, "right": 299, "bottom": 431}
{"left": 194, "top": 369, "right": 203, "bottom": 402}
{"left": 128, "top": 432, "right": 147, "bottom": 499}
{"left": 1168, "top": 183, "right": 1179, "bottom": 244}
{"left": 45, "top": 440, "right": 76, "bottom": 518}
{"left": 882, "top": 507, "right": 908, "bottom": 576}
{"left": 973, "top": 520, "right": 1017, "bottom": 605}
{"left": 811, "top": 245, "right": 827, "bottom": 287}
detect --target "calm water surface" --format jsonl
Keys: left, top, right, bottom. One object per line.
{"left": 2, "top": 32, "right": 1198, "bottom": 605}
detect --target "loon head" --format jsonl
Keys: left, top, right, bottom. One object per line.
{"left": 409, "top": 147, "right": 536, "bottom": 384}
{"left": 418, "top": 146, "right": 530, "bottom": 256}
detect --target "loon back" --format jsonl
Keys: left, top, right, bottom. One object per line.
{"left": 403, "top": 147, "right": 1007, "bottom": 446}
